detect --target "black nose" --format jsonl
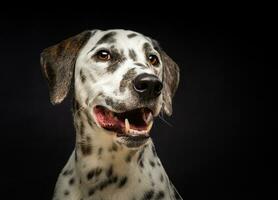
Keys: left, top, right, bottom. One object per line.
{"left": 133, "top": 73, "right": 163, "bottom": 99}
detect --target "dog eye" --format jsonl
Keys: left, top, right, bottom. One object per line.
{"left": 148, "top": 54, "right": 159, "bottom": 66}
{"left": 96, "top": 50, "right": 111, "bottom": 61}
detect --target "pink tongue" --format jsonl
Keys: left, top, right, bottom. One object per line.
{"left": 95, "top": 108, "right": 123, "bottom": 127}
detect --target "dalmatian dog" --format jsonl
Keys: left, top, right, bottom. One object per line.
{"left": 40, "top": 29, "right": 182, "bottom": 200}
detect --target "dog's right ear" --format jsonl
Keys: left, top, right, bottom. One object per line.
{"left": 40, "top": 30, "right": 91, "bottom": 105}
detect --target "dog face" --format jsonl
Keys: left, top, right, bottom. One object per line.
{"left": 41, "top": 29, "right": 179, "bottom": 148}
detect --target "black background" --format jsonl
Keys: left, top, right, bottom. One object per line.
{"left": 0, "top": 4, "right": 271, "bottom": 200}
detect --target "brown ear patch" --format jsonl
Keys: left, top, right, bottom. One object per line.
{"left": 40, "top": 31, "right": 91, "bottom": 104}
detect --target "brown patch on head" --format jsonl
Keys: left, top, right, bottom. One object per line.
{"left": 119, "top": 68, "right": 136, "bottom": 93}
{"left": 40, "top": 31, "right": 91, "bottom": 104}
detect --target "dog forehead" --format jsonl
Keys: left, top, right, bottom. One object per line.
{"left": 84, "top": 29, "right": 151, "bottom": 51}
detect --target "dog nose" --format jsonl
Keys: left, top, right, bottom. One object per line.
{"left": 133, "top": 73, "right": 163, "bottom": 99}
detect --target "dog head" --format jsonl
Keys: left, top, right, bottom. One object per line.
{"left": 41, "top": 29, "right": 179, "bottom": 148}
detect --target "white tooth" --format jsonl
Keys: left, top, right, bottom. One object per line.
{"left": 143, "top": 113, "right": 147, "bottom": 122}
{"left": 147, "top": 121, "right": 153, "bottom": 132}
{"left": 146, "top": 113, "right": 153, "bottom": 124}
{"left": 125, "top": 118, "right": 130, "bottom": 133}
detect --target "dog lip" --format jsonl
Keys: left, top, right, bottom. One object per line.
{"left": 93, "top": 105, "right": 154, "bottom": 137}
{"left": 116, "top": 134, "right": 150, "bottom": 148}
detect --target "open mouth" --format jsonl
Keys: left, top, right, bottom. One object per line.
{"left": 93, "top": 105, "right": 153, "bottom": 137}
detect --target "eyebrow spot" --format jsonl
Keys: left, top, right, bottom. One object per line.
{"left": 127, "top": 33, "right": 138, "bottom": 38}
{"left": 96, "top": 32, "right": 117, "bottom": 45}
{"left": 143, "top": 42, "right": 153, "bottom": 53}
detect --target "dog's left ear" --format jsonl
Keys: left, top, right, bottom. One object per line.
{"left": 152, "top": 40, "right": 180, "bottom": 116}
{"left": 40, "top": 31, "right": 91, "bottom": 105}
{"left": 160, "top": 50, "right": 180, "bottom": 116}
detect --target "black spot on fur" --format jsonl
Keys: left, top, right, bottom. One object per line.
{"left": 88, "top": 175, "right": 118, "bottom": 195}
{"left": 149, "top": 160, "right": 156, "bottom": 167}
{"left": 129, "top": 49, "right": 137, "bottom": 61}
{"left": 142, "top": 190, "right": 154, "bottom": 200}
{"left": 88, "top": 188, "right": 95, "bottom": 196}
{"left": 64, "top": 190, "right": 69, "bottom": 196}
{"left": 96, "top": 32, "right": 116, "bottom": 45}
{"left": 106, "top": 48, "right": 126, "bottom": 73}
{"left": 106, "top": 61, "right": 120, "bottom": 73}
{"left": 160, "top": 174, "right": 164, "bottom": 182}
{"left": 106, "top": 165, "right": 113, "bottom": 178}
{"left": 138, "top": 178, "right": 141, "bottom": 183}
{"left": 80, "top": 138, "right": 92, "bottom": 156}
{"left": 99, "top": 179, "right": 110, "bottom": 191}
{"left": 126, "top": 153, "right": 132, "bottom": 163}
{"left": 112, "top": 143, "right": 118, "bottom": 151}
{"left": 69, "top": 177, "right": 75, "bottom": 185}
{"left": 85, "top": 110, "right": 93, "bottom": 127}
{"left": 118, "top": 176, "right": 128, "bottom": 188}
{"left": 127, "top": 33, "right": 138, "bottom": 38}
{"left": 155, "top": 191, "right": 165, "bottom": 200}
{"left": 98, "top": 147, "right": 103, "bottom": 156}
{"left": 80, "top": 69, "right": 86, "bottom": 83}
{"left": 87, "top": 167, "right": 102, "bottom": 180}
{"left": 138, "top": 149, "right": 145, "bottom": 168}
{"left": 96, "top": 167, "right": 102, "bottom": 176}
{"left": 79, "top": 122, "right": 85, "bottom": 136}
{"left": 87, "top": 170, "right": 95, "bottom": 180}
{"left": 112, "top": 176, "right": 118, "bottom": 183}
{"left": 152, "top": 145, "right": 157, "bottom": 157}
{"left": 119, "top": 68, "right": 136, "bottom": 93}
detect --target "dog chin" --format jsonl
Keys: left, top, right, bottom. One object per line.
{"left": 92, "top": 105, "right": 154, "bottom": 148}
